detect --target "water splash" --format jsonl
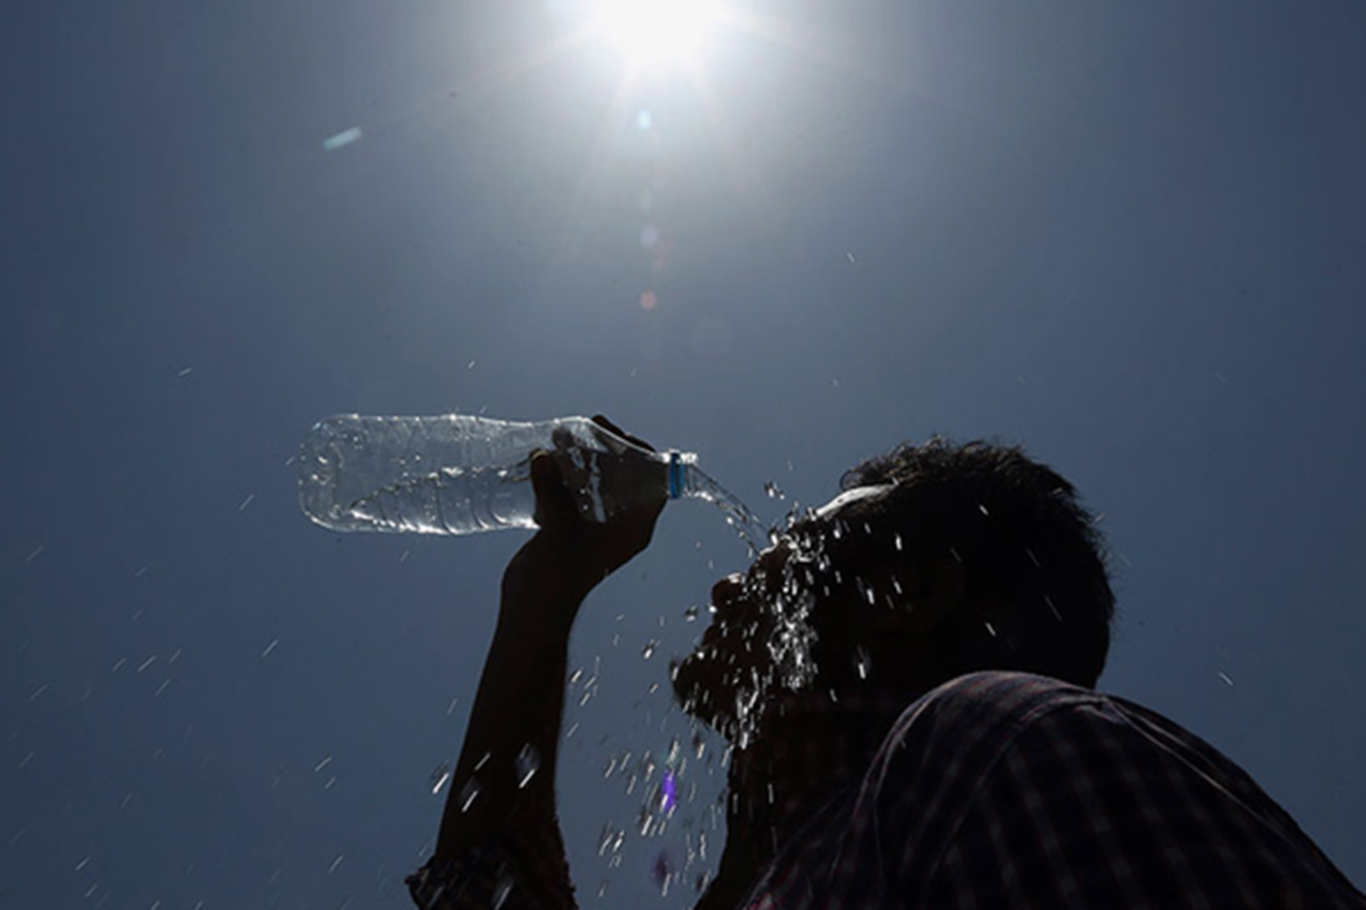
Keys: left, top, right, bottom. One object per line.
{"left": 685, "top": 466, "right": 766, "bottom": 557}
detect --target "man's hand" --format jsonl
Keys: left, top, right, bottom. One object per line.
{"left": 502, "top": 416, "right": 667, "bottom": 628}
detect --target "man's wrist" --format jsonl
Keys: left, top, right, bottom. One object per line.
{"left": 499, "top": 544, "right": 594, "bottom": 639}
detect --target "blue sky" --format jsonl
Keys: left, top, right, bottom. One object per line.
{"left": 3, "top": 1, "right": 1365, "bottom": 906}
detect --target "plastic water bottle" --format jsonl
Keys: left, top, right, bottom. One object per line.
{"left": 297, "top": 414, "right": 704, "bottom": 535}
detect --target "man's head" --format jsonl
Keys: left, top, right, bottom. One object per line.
{"left": 672, "top": 437, "right": 1115, "bottom": 741}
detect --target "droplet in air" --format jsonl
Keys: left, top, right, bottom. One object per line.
{"left": 458, "top": 778, "right": 481, "bottom": 812}
{"left": 652, "top": 849, "right": 673, "bottom": 895}
{"left": 642, "top": 640, "right": 658, "bottom": 660}
{"left": 683, "top": 605, "right": 699, "bottom": 622}
{"left": 855, "top": 646, "right": 870, "bottom": 680}
{"left": 322, "top": 126, "right": 362, "bottom": 152}
{"left": 516, "top": 744, "right": 540, "bottom": 788}
{"left": 857, "top": 579, "right": 875, "bottom": 605}
{"left": 430, "top": 763, "right": 452, "bottom": 795}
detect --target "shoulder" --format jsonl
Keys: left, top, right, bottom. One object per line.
{"left": 886, "top": 670, "right": 1111, "bottom": 751}
{"left": 862, "top": 671, "right": 1175, "bottom": 856}
{"left": 880, "top": 671, "right": 1218, "bottom": 795}
{"left": 862, "top": 672, "right": 1112, "bottom": 836}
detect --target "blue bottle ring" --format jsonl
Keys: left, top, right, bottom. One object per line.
{"left": 667, "top": 451, "right": 683, "bottom": 500}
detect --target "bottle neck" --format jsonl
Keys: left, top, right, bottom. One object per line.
{"left": 665, "top": 450, "right": 698, "bottom": 500}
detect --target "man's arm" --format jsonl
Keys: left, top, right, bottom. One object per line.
{"left": 432, "top": 534, "right": 584, "bottom": 863}
{"left": 426, "top": 427, "right": 665, "bottom": 903}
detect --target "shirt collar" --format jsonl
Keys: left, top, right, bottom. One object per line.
{"left": 728, "top": 685, "right": 923, "bottom": 851}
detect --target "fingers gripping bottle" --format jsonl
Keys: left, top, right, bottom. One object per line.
{"left": 297, "top": 414, "right": 702, "bottom": 536}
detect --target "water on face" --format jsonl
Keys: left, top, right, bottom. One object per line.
{"left": 586, "top": 474, "right": 838, "bottom": 898}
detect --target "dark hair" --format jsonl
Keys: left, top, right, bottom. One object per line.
{"left": 806, "top": 437, "right": 1114, "bottom": 688}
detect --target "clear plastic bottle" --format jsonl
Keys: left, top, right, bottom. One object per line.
{"left": 297, "top": 414, "right": 703, "bottom": 535}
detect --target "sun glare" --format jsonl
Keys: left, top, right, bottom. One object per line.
{"left": 592, "top": 0, "right": 723, "bottom": 64}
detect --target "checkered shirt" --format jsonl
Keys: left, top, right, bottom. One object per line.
{"left": 410, "top": 671, "right": 1366, "bottom": 908}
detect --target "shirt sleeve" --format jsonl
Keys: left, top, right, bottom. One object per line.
{"left": 920, "top": 689, "right": 1366, "bottom": 908}
{"left": 407, "top": 820, "right": 578, "bottom": 910}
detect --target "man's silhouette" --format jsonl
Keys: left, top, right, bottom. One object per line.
{"left": 408, "top": 420, "right": 1365, "bottom": 908}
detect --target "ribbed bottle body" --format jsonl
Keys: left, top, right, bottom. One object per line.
{"left": 297, "top": 414, "right": 693, "bottom": 535}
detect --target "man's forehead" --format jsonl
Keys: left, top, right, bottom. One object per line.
{"left": 812, "top": 484, "right": 895, "bottom": 520}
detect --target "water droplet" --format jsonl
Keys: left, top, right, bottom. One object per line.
{"left": 429, "top": 763, "right": 452, "bottom": 795}
{"left": 978, "top": 503, "right": 990, "bottom": 516}
{"left": 458, "top": 777, "right": 480, "bottom": 812}
{"left": 642, "top": 640, "right": 657, "bottom": 660}
{"left": 855, "top": 646, "right": 870, "bottom": 680}
{"left": 493, "top": 873, "right": 514, "bottom": 909}
{"left": 652, "top": 850, "right": 673, "bottom": 895}
{"left": 763, "top": 481, "right": 785, "bottom": 499}
{"left": 516, "top": 744, "right": 540, "bottom": 788}
{"left": 683, "top": 605, "right": 699, "bottom": 622}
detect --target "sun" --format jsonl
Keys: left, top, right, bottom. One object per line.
{"left": 591, "top": 0, "right": 724, "bottom": 65}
